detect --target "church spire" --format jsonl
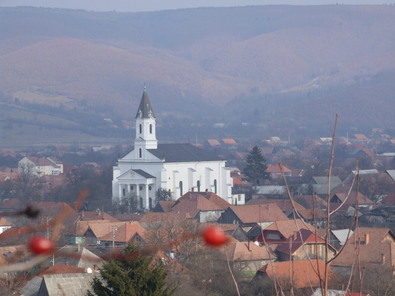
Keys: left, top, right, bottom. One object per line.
{"left": 135, "top": 86, "right": 155, "bottom": 119}
{"left": 134, "top": 86, "right": 157, "bottom": 150}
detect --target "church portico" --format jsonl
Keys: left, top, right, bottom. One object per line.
{"left": 115, "top": 169, "right": 156, "bottom": 210}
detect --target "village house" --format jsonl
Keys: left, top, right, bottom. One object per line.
{"left": 251, "top": 219, "right": 315, "bottom": 245}
{"left": 275, "top": 229, "right": 336, "bottom": 261}
{"left": 222, "top": 240, "right": 275, "bottom": 274}
{"left": 18, "top": 156, "right": 63, "bottom": 176}
{"left": 331, "top": 227, "right": 395, "bottom": 275}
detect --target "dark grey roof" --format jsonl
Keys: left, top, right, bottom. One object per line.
{"left": 133, "top": 169, "right": 155, "bottom": 179}
{"left": 19, "top": 276, "right": 42, "bottom": 296}
{"left": 148, "top": 143, "right": 223, "bottom": 162}
{"left": 38, "top": 273, "right": 96, "bottom": 296}
{"left": 135, "top": 89, "right": 155, "bottom": 119}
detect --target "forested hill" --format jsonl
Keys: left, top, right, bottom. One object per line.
{"left": 1, "top": 5, "right": 395, "bottom": 147}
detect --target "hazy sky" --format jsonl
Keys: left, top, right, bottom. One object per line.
{"left": 0, "top": 0, "right": 390, "bottom": 12}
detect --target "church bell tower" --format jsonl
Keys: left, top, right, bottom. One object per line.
{"left": 134, "top": 87, "right": 157, "bottom": 150}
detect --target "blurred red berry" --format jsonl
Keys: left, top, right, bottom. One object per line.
{"left": 202, "top": 226, "right": 228, "bottom": 247}
{"left": 28, "top": 236, "right": 55, "bottom": 255}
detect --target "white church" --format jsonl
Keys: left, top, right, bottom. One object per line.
{"left": 112, "top": 88, "right": 233, "bottom": 210}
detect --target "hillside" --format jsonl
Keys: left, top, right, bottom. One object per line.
{"left": 0, "top": 5, "right": 395, "bottom": 147}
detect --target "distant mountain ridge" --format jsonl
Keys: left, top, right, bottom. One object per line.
{"left": 0, "top": 5, "right": 394, "bottom": 147}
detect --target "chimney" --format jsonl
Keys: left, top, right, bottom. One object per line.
{"left": 364, "top": 233, "right": 370, "bottom": 245}
{"left": 381, "top": 253, "right": 386, "bottom": 265}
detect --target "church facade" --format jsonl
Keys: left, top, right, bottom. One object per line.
{"left": 112, "top": 89, "right": 233, "bottom": 210}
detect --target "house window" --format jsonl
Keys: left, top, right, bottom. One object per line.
{"left": 197, "top": 180, "right": 201, "bottom": 192}
{"left": 149, "top": 185, "right": 152, "bottom": 191}
{"left": 179, "top": 181, "right": 183, "bottom": 196}
{"left": 139, "top": 198, "right": 143, "bottom": 209}
{"left": 149, "top": 198, "right": 152, "bottom": 209}
{"left": 139, "top": 124, "right": 142, "bottom": 134}
{"left": 214, "top": 179, "right": 217, "bottom": 194}
{"left": 139, "top": 148, "right": 142, "bottom": 158}
{"left": 149, "top": 124, "right": 152, "bottom": 134}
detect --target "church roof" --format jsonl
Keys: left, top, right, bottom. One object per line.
{"left": 135, "top": 88, "right": 155, "bottom": 119}
{"left": 133, "top": 169, "right": 155, "bottom": 179}
{"left": 148, "top": 143, "right": 223, "bottom": 162}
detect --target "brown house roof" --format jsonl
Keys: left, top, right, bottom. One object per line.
{"left": 258, "top": 259, "right": 329, "bottom": 289}
{"left": 225, "top": 241, "right": 274, "bottom": 262}
{"left": 100, "top": 221, "right": 147, "bottom": 243}
{"left": 0, "top": 217, "right": 13, "bottom": 226}
{"left": 332, "top": 227, "right": 395, "bottom": 269}
{"left": 227, "top": 204, "right": 289, "bottom": 224}
{"left": 246, "top": 198, "right": 307, "bottom": 214}
{"left": 169, "top": 191, "right": 230, "bottom": 217}
{"left": 138, "top": 212, "right": 192, "bottom": 224}
{"left": 74, "top": 220, "right": 124, "bottom": 237}
{"left": 266, "top": 164, "right": 292, "bottom": 174}
{"left": 263, "top": 219, "right": 315, "bottom": 239}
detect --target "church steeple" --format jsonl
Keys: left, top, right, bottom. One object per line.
{"left": 134, "top": 87, "right": 157, "bottom": 150}
{"left": 135, "top": 86, "right": 155, "bottom": 119}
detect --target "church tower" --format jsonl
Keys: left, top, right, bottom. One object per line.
{"left": 134, "top": 87, "right": 157, "bottom": 150}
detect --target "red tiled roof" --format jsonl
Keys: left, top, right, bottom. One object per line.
{"left": 68, "top": 211, "right": 119, "bottom": 222}
{"left": 139, "top": 212, "right": 192, "bottom": 223}
{"left": 258, "top": 259, "right": 329, "bottom": 289}
{"left": 74, "top": 220, "right": 123, "bottom": 237}
{"left": 0, "top": 217, "right": 13, "bottom": 226}
{"left": 332, "top": 227, "right": 395, "bottom": 269}
{"left": 225, "top": 241, "right": 274, "bottom": 261}
{"left": 228, "top": 204, "right": 289, "bottom": 224}
{"left": 222, "top": 138, "right": 237, "bottom": 145}
{"left": 155, "top": 200, "right": 176, "bottom": 212}
{"left": 266, "top": 164, "right": 292, "bottom": 174}
{"left": 100, "top": 221, "right": 147, "bottom": 243}
{"left": 38, "top": 264, "right": 86, "bottom": 275}
{"left": 263, "top": 219, "right": 315, "bottom": 239}
{"left": 169, "top": 191, "right": 230, "bottom": 217}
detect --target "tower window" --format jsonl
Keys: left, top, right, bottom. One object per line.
{"left": 197, "top": 180, "right": 201, "bottom": 192}
{"left": 139, "top": 124, "right": 142, "bottom": 134}
{"left": 179, "top": 181, "right": 183, "bottom": 196}
{"left": 214, "top": 179, "right": 217, "bottom": 194}
{"left": 149, "top": 124, "right": 152, "bottom": 134}
{"left": 139, "top": 148, "right": 142, "bottom": 158}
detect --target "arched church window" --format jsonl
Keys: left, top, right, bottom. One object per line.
{"left": 149, "top": 185, "right": 152, "bottom": 191}
{"left": 149, "top": 124, "right": 152, "bottom": 134}
{"left": 197, "top": 180, "right": 201, "bottom": 192}
{"left": 139, "top": 185, "right": 143, "bottom": 191}
{"left": 179, "top": 181, "right": 183, "bottom": 196}
{"left": 214, "top": 179, "right": 217, "bottom": 194}
{"left": 139, "top": 148, "right": 142, "bottom": 158}
{"left": 139, "top": 124, "right": 142, "bottom": 134}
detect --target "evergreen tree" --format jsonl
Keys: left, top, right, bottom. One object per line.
{"left": 243, "top": 146, "right": 270, "bottom": 187}
{"left": 87, "top": 244, "right": 174, "bottom": 296}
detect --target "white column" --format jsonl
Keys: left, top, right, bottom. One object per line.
{"left": 145, "top": 184, "right": 149, "bottom": 210}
